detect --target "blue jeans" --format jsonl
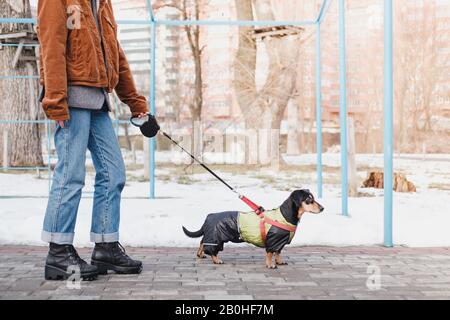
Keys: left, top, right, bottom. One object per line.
{"left": 42, "top": 108, "right": 126, "bottom": 244}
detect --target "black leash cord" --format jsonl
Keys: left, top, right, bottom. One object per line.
{"left": 161, "top": 132, "right": 236, "bottom": 193}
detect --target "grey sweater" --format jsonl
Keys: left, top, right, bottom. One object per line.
{"left": 68, "top": 0, "right": 110, "bottom": 111}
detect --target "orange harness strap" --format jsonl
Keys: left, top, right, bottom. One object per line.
{"left": 258, "top": 214, "right": 297, "bottom": 244}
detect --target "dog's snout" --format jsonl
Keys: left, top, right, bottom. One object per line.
{"left": 320, "top": 206, "right": 324, "bottom": 212}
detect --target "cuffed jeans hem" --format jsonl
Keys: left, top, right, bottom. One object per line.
{"left": 90, "top": 232, "right": 119, "bottom": 243}
{"left": 41, "top": 230, "right": 75, "bottom": 245}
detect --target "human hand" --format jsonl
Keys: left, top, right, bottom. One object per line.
{"left": 56, "top": 120, "right": 65, "bottom": 128}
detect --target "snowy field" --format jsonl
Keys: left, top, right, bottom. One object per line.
{"left": 0, "top": 152, "right": 449, "bottom": 248}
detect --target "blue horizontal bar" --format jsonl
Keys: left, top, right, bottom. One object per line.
{"left": 0, "top": 120, "right": 50, "bottom": 124}
{"left": 157, "top": 19, "right": 317, "bottom": 26}
{"left": 0, "top": 119, "right": 135, "bottom": 125}
{"left": 115, "top": 19, "right": 152, "bottom": 25}
{"left": 0, "top": 17, "right": 316, "bottom": 27}
{"left": 0, "top": 43, "right": 152, "bottom": 49}
{"left": 1, "top": 166, "right": 49, "bottom": 171}
{"left": 0, "top": 18, "right": 36, "bottom": 24}
{"left": 0, "top": 43, "right": 39, "bottom": 47}
{"left": 0, "top": 75, "right": 39, "bottom": 79}
{"left": 0, "top": 17, "right": 148, "bottom": 25}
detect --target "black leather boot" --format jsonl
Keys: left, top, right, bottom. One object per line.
{"left": 45, "top": 243, "right": 99, "bottom": 281}
{"left": 91, "top": 242, "right": 142, "bottom": 275}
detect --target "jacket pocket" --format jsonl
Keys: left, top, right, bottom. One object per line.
{"left": 103, "top": 14, "right": 120, "bottom": 81}
{"left": 104, "top": 15, "right": 118, "bottom": 35}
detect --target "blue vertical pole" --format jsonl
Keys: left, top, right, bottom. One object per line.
{"left": 383, "top": 0, "right": 394, "bottom": 247}
{"left": 339, "top": 0, "right": 348, "bottom": 216}
{"left": 316, "top": 22, "right": 323, "bottom": 199}
{"left": 113, "top": 94, "right": 119, "bottom": 136}
{"left": 149, "top": 20, "right": 156, "bottom": 199}
{"left": 47, "top": 121, "right": 52, "bottom": 194}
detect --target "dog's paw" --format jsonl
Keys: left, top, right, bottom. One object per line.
{"left": 266, "top": 264, "right": 278, "bottom": 269}
{"left": 197, "top": 254, "right": 207, "bottom": 259}
{"left": 212, "top": 256, "right": 224, "bottom": 264}
{"left": 276, "top": 261, "right": 288, "bottom": 266}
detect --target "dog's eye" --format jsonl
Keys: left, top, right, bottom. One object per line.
{"left": 305, "top": 198, "right": 313, "bottom": 205}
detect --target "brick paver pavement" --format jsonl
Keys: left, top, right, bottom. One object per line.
{"left": 0, "top": 246, "right": 449, "bottom": 300}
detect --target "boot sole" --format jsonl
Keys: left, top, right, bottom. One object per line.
{"left": 45, "top": 265, "right": 98, "bottom": 281}
{"left": 91, "top": 260, "right": 143, "bottom": 275}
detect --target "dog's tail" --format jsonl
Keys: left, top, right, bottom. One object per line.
{"left": 182, "top": 226, "right": 204, "bottom": 238}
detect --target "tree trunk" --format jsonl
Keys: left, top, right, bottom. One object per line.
{"left": 0, "top": 1, "right": 43, "bottom": 167}
{"left": 286, "top": 98, "right": 300, "bottom": 155}
{"left": 191, "top": 111, "right": 202, "bottom": 161}
{"left": 348, "top": 117, "right": 358, "bottom": 196}
{"left": 253, "top": 0, "right": 300, "bottom": 133}
{"left": 233, "top": 0, "right": 259, "bottom": 130}
{"left": 233, "top": 0, "right": 301, "bottom": 166}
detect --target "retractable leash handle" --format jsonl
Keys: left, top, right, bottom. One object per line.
{"left": 130, "top": 115, "right": 265, "bottom": 214}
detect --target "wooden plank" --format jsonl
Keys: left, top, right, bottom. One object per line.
{"left": 252, "top": 26, "right": 304, "bottom": 40}
{"left": 18, "top": 56, "right": 38, "bottom": 61}
{"left": 26, "top": 62, "right": 37, "bottom": 119}
{"left": 0, "top": 31, "right": 28, "bottom": 40}
{"left": 12, "top": 39, "right": 24, "bottom": 68}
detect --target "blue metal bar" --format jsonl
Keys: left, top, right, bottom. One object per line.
{"left": 1, "top": 166, "right": 49, "bottom": 170}
{"left": 0, "top": 17, "right": 317, "bottom": 27}
{"left": 0, "top": 43, "right": 39, "bottom": 47}
{"left": 0, "top": 17, "right": 148, "bottom": 25}
{"left": 115, "top": 20, "right": 153, "bottom": 25}
{"left": 316, "top": 23, "right": 323, "bottom": 199}
{"left": 0, "top": 18, "right": 36, "bottom": 23}
{"left": 316, "top": 0, "right": 328, "bottom": 23}
{"left": 383, "top": 0, "right": 394, "bottom": 247}
{"left": 146, "top": 0, "right": 156, "bottom": 199}
{"left": 113, "top": 94, "right": 120, "bottom": 136}
{"left": 157, "top": 19, "right": 317, "bottom": 26}
{"left": 318, "top": 0, "right": 333, "bottom": 24}
{"left": 145, "top": 0, "right": 155, "bottom": 22}
{"left": 0, "top": 120, "right": 50, "bottom": 124}
{"left": 0, "top": 76, "right": 39, "bottom": 79}
{"left": 339, "top": 0, "right": 348, "bottom": 216}
{"left": 0, "top": 119, "right": 134, "bottom": 125}
{"left": 47, "top": 121, "right": 52, "bottom": 193}
{"left": 149, "top": 21, "right": 157, "bottom": 199}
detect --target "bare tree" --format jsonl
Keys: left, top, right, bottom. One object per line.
{"left": 233, "top": 0, "right": 302, "bottom": 165}
{"left": 395, "top": 0, "right": 446, "bottom": 152}
{"left": 233, "top": 0, "right": 257, "bottom": 130}
{"left": 0, "top": 0, "right": 43, "bottom": 167}
{"left": 154, "top": 0, "right": 205, "bottom": 159}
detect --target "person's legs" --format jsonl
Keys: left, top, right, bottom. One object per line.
{"left": 42, "top": 108, "right": 91, "bottom": 244}
{"left": 42, "top": 108, "right": 99, "bottom": 280}
{"left": 87, "top": 110, "right": 126, "bottom": 242}
{"left": 88, "top": 110, "right": 142, "bottom": 274}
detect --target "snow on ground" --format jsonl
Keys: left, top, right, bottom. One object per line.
{"left": 0, "top": 153, "right": 449, "bottom": 247}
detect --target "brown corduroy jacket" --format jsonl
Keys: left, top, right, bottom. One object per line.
{"left": 37, "top": 0, "right": 148, "bottom": 120}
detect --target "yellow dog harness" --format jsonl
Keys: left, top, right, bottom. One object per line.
{"left": 238, "top": 208, "right": 297, "bottom": 248}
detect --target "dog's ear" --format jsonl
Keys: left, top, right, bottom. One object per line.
{"left": 280, "top": 190, "right": 308, "bottom": 223}
{"left": 292, "top": 189, "right": 310, "bottom": 208}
